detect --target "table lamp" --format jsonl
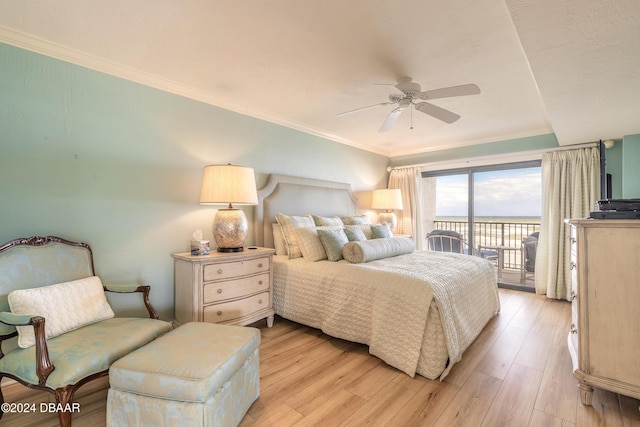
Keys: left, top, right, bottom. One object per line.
{"left": 371, "top": 188, "right": 403, "bottom": 232}
{"left": 199, "top": 164, "right": 258, "bottom": 252}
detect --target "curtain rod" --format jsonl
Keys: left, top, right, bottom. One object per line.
{"left": 388, "top": 141, "right": 600, "bottom": 171}
{"left": 541, "top": 141, "right": 599, "bottom": 153}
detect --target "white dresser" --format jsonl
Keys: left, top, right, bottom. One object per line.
{"left": 567, "top": 219, "right": 640, "bottom": 405}
{"left": 173, "top": 247, "right": 275, "bottom": 327}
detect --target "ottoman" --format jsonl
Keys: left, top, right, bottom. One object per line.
{"left": 106, "top": 322, "right": 261, "bottom": 427}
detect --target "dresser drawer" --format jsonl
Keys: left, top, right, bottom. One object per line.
{"left": 203, "top": 291, "right": 270, "bottom": 324}
{"left": 203, "top": 272, "right": 270, "bottom": 303}
{"left": 203, "top": 256, "right": 270, "bottom": 281}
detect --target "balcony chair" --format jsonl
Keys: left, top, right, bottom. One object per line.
{"left": 426, "top": 230, "right": 467, "bottom": 254}
{"left": 427, "top": 230, "right": 500, "bottom": 261}
{"left": 521, "top": 232, "right": 539, "bottom": 284}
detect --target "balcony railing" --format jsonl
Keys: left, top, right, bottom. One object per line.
{"left": 433, "top": 219, "right": 540, "bottom": 271}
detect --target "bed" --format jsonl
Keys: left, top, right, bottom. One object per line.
{"left": 254, "top": 174, "right": 500, "bottom": 379}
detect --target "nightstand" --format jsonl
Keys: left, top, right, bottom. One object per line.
{"left": 173, "top": 247, "right": 275, "bottom": 327}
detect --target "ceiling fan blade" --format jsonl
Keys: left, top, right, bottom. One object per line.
{"left": 414, "top": 102, "right": 460, "bottom": 124}
{"left": 378, "top": 106, "right": 406, "bottom": 132}
{"left": 418, "top": 83, "right": 480, "bottom": 100}
{"left": 337, "top": 101, "right": 393, "bottom": 116}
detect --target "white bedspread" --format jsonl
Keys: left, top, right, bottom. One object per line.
{"left": 272, "top": 250, "right": 500, "bottom": 379}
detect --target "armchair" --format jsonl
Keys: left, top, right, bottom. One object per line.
{"left": 0, "top": 236, "right": 171, "bottom": 427}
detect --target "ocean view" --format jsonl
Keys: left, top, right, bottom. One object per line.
{"left": 435, "top": 216, "right": 540, "bottom": 224}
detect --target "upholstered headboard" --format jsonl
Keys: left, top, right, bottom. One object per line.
{"left": 254, "top": 174, "right": 358, "bottom": 248}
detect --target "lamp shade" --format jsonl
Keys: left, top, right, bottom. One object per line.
{"left": 199, "top": 164, "right": 258, "bottom": 206}
{"left": 371, "top": 188, "right": 403, "bottom": 211}
{"left": 199, "top": 164, "right": 258, "bottom": 252}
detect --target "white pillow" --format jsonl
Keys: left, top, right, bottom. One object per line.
{"left": 341, "top": 214, "right": 371, "bottom": 225}
{"left": 343, "top": 236, "right": 415, "bottom": 263}
{"left": 8, "top": 276, "right": 115, "bottom": 348}
{"left": 272, "top": 223, "right": 287, "bottom": 255}
{"left": 312, "top": 215, "right": 344, "bottom": 227}
{"left": 275, "top": 213, "right": 315, "bottom": 259}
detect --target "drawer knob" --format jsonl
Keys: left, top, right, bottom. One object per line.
{"left": 258, "top": 263, "right": 263, "bottom": 268}
{"left": 569, "top": 290, "right": 576, "bottom": 301}
{"left": 570, "top": 324, "right": 577, "bottom": 334}
{"left": 258, "top": 280, "right": 263, "bottom": 285}
{"left": 217, "top": 311, "right": 222, "bottom": 316}
{"left": 258, "top": 299, "right": 263, "bottom": 304}
{"left": 217, "top": 269, "right": 223, "bottom": 274}
{"left": 217, "top": 288, "right": 222, "bottom": 294}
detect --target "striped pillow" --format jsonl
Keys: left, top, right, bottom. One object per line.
{"left": 275, "top": 213, "right": 315, "bottom": 259}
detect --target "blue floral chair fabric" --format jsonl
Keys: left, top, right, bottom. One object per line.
{"left": 107, "top": 322, "right": 261, "bottom": 427}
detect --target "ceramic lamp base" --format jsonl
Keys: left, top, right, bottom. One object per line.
{"left": 377, "top": 211, "right": 397, "bottom": 232}
{"left": 213, "top": 208, "right": 248, "bottom": 252}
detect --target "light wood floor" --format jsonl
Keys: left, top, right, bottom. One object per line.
{"left": 3, "top": 289, "right": 639, "bottom": 426}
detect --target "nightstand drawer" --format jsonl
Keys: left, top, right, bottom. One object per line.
{"left": 203, "top": 291, "right": 270, "bottom": 324}
{"left": 173, "top": 247, "right": 275, "bottom": 327}
{"left": 203, "top": 272, "right": 270, "bottom": 303}
{"left": 203, "top": 257, "right": 270, "bottom": 281}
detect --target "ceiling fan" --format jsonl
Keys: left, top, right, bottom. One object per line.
{"left": 337, "top": 77, "right": 481, "bottom": 132}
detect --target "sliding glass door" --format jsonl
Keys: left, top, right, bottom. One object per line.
{"left": 423, "top": 161, "right": 542, "bottom": 289}
{"left": 432, "top": 173, "right": 470, "bottom": 241}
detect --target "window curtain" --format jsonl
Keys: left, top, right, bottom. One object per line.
{"left": 388, "top": 167, "right": 424, "bottom": 250}
{"left": 535, "top": 147, "right": 600, "bottom": 299}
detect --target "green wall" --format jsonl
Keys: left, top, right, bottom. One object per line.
{"left": 603, "top": 139, "right": 623, "bottom": 199}
{"left": 621, "top": 134, "right": 640, "bottom": 198}
{"left": 578, "top": 135, "right": 639, "bottom": 200}
{"left": 0, "top": 43, "right": 389, "bottom": 320}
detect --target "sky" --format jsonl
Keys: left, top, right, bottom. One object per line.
{"left": 435, "top": 167, "right": 542, "bottom": 217}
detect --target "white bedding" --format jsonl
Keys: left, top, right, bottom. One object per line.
{"left": 272, "top": 250, "right": 500, "bottom": 379}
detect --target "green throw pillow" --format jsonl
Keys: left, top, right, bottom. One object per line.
{"left": 317, "top": 228, "right": 349, "bottom": 261}
{"left": 344, "top": 227, "right": 367, "bottom": 242}
{"left": 371, "top": 224, "right": 393, "bottom": 239}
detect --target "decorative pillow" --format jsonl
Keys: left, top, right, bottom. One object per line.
{"left": 293, "top": 226, "right": 341, "bottom": 261}
{"left": 371, "top": 223, "right": 393, "bottom": 239}
{"left": 343, "top": 236, "right": 415, "bottom": 263}
{"left": 275, "top": 213, "right": 315, "bottom": 259}
{"left": 344, "top": 224, "right": 373, "bottom": 239}
{"left": 341, "top": 214, "right": 371, "bottom": 225}
{"left": 312, "top": 215, "right": 344, "bottom": 227}
{"left": 272, "top": 223, "right": 287, "bottom": 255}
{"left": 317, "top": 228, "right": 349, "bottom": 262}
{"left": 344, "top": 226, "right": 367, "bottom": 242}
{"left": 8, "top": 276, "right": 115, "bottom": 348}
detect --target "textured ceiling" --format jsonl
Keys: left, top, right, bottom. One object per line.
{"left": 0, "top": 0, "right": 638, "bottom": 157}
